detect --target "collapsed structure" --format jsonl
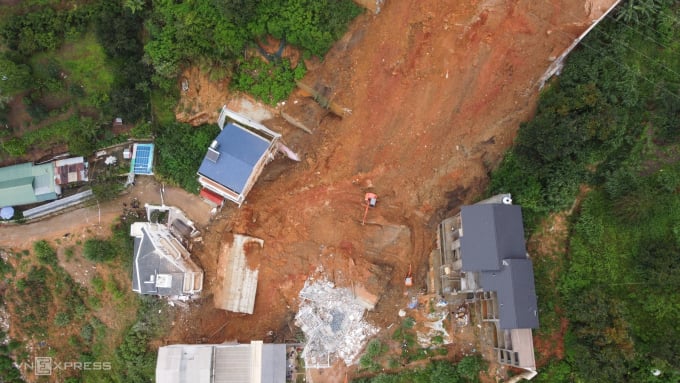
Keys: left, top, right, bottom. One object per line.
{"left": 295, "top": 279, "right": 378, "bottom": 368}
{"left": 214, "top": 234, "right": 262, "bottom": 314}
{"left": 432, "top": 194, "right": 539, "bottom": 370}
{"left": 130, "top": 205, "right": 203, "bottom": 298}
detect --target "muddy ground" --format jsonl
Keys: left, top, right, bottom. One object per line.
{"left": 167, "top": 0, "right": 617, "bottom": 381}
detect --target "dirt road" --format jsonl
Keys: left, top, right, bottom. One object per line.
{"left": 0, "top": 177, "right": 213, "bottom": 250}
{"left": 169, "top": 1, "right": 618, "bottom": 378}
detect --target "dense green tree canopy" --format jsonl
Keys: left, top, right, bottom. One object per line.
{"left": 0, "top": 55, "right": 30, "bottom": 91}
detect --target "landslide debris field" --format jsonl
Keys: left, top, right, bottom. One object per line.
{"left": 166, "top": 0, "right": 615, "bottom": 377}
{"left": 0, "top": 0, "right": 618, "bottom": 381}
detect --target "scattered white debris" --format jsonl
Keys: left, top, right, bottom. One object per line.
{"left": 295, "top": 279, "right": 378, "bottom": 368}
{"left": 424, "top": 311, "right": 451, "bottom": 343}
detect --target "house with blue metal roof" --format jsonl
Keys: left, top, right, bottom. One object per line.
{"left": 197, "top": 108, "right": 280, "bottom": 206}
{"left": 0, "top": 162, "right": 58, "bottom": 207}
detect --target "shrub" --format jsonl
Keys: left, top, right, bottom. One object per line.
{"left": 54, "top": 312, "right": 71, "bottom": 327}
{"left": 402, "top": 317, "right": 415, "bottom": 329}
{"left": 231, "top": 57, "right": 305, "bottom": 105}
{"left": 83, "top": 239, "right": 117, "bottom": 262}
{"left": 33, "top": 240, "right": 57, "bottom": 266}
{"left": 0, "top": 137, "right": 26, "bottom": 157}
{"left": 0, "top": 259, "right": 13, "bottom": 278}
{"left": 64, "top": 246, "right": 74, "bottom": 261}
{"left": 91, "top": 276, "right": 105, "bottom": 294}
{"left": 155, "top": 122, "right": 220, "bottom": 193}
{"left": 87, "top": 296, "right": 102, "bottom": 310}
{"left": 81, "top": 324, "right": 94, "bottom": 342}
{"left": 456, "top": 355, "right": 486, "bottom": 383}
{"left": 431, "top": 334, "right": 444, "bottom": 345}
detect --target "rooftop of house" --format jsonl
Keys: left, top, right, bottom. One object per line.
{"left": 197, "top": 123, "right": 272, "bottom": 195}
{"left": 131, "top": 222, "right": 202, "bottom": 297}
{"left": 0, "top": 162, "right": 57, "bottom": 207}
{"left": 54, "top": 157, "right": 88, "bottom": 185}
{"left": 480, "top": 258, "right": 539, "bottom": 329}
{"left": 459, "top": 203, "right": 539, "bottom": 329}
{"left": 156, "top": 341, "right": 286, "bottom": 383}
{"left": 459, "top": 204, "right": 527, "bottom": 271}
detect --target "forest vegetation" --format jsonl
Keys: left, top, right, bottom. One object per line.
{"left": 488, "top": 1, "right": 680, "bottom": 381}
{"left": 0, "top": 0, "right": 360, "bottom": 190}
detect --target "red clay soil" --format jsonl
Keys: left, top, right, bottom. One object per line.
{"left": 164, "top": 0, "right": 618, "bottom": 379}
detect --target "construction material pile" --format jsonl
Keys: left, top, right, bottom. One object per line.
{"left": 295, "top": 279, "right": 378, "bottom": 368}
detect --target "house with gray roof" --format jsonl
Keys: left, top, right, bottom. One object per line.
{"left": 0, "top": 162, "right": 58, "bottom": 207}
{"left": 155, "top": 341, "right": 286, "bottom": 383}
{"left": 197, "top": 108, "right": 280, "bottom": 207}
{"left": 130, "top": 221, "right": 203, "bottom": 297}
{"left": 432, "top": 194, "right": 538, "bottom": 370}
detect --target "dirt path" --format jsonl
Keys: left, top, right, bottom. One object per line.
{"left": 168, "top": 1, "right": 618, "bottom": 378}
{"left": 0, "top": 177, "right": 213, "bottom": 251}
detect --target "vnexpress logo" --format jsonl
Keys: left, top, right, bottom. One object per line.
{"left": 35, "top": 357, "right": 52, "bottom": 376}
{"left": 20, "top": 357, "right": 112, "bottom": 375}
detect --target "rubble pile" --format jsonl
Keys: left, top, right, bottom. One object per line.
{"left": 295, "top": 279, "right": 378, "bottom": 368}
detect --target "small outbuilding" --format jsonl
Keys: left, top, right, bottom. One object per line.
{"left": 54, "top": 157, "right": 88, "bottom": 185}
{"left": 0, "top": 162, "right": 58, "bottom": 207}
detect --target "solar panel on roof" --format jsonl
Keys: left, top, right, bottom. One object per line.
{"left": 131, "top": 144, "right": 154, "bottom": 175}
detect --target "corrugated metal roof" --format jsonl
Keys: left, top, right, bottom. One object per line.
{"left": 156, "top": 342, "right": 287, "bottom": 383}
{"left": 156, "top": 345, "right": 213, "bottom": 383}
{"left": 197, "top": 123, "right": 271, "bottom": 195}
{"left": 0, "top": 162, "right": 57, "bottom": 206}
{"left": 54, "top": 157, "right": 87, "bottom": 185}
{"left": 261, "top": 344, "right": 286, "bottom": 383}
{"left": 214, "top": 235, "right": 262, "bottom": 314}
{"left": 213, "top": 346, "right": 251, "bottom": 383}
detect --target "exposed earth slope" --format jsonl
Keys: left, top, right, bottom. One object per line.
{"left": 170, "top": 0, "right": 616, "bottom": 363}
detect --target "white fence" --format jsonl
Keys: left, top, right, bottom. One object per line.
{"left": 23, "top": 189, "right": 94, "bottom": 220}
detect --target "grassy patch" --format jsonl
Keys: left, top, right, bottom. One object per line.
{"left": 231, "top": 57, "right": 305, "bottom": 105}
{"left": 0, "top": 211, "right": 166, "bottom": 382}
{"left": 48, "top": 33, "right": 114, "bottom": 96}
{"left": 150, "top": 88, "right": 179, "bottom": 126}
{"left": 358, "top": 339, "right": 387, "bottom": 372}
{"left": 352, "top": 356, "right": 486, "bottom": 383}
